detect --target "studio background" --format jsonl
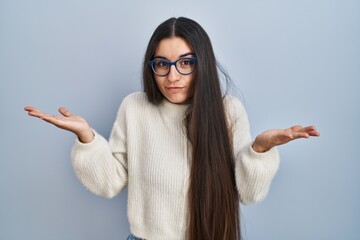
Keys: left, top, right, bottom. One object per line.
{"left": 1, "top": 0, "right": 359, "bottom": 239}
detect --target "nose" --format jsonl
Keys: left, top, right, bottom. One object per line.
{"left": 167, "top": 65, "right": 180, "bottom": 83}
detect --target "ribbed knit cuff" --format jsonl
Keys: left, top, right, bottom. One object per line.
{"left": 71, "top": 130, "right": 111, "bottom": 165}
{"left": 72, "top": 129, "right": 103, "bottom": 149}
{"left": 248, "top": 142, "right": 280, "bottom": 161}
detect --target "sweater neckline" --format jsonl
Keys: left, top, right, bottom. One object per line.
{"left": 159, "top": 98, "right": 189, "bottom": 117}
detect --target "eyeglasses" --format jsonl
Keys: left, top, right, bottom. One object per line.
{"left": 148, "top": 57, "right": 198, "bottom": 76}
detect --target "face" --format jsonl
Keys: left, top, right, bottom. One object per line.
{"left": 153, "top": 37, "right": 196, "bottom": 104}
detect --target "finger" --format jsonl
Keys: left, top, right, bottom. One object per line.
{"left": 58, "top": 107, "right": 72, "bottom": 117}
{"left": 24, "top": 106, "right": 41, "bottom": 114}
{"left": 39, "top": 113, "right": 56, "bottom": 120}
{"left": 27, "top": 112, "right": 42, "bottom": 118}
{"left": 291, "top": 125, "right": 316, "bottom": 134}
{"left": 40, "top": 114, "right": 64, "bottom": 125}
{"left": 24, "top": 106, "right": 36, "bottom": 112}
{"left": 291, "top": 127, "right": 320, "bottom": 138}
{"left": 27, "top": 110, "right": 46, "bottom": 118}
{"left": 41, "top": 116, "right": 59, "bottom": 124}
{"left": 291, "top": 132, "right": 310, "bottom": 139}
{"left": 298, "top": 126, "right": 320, "bottom": 137}
{"left": 290, "top": 125, "right": 303, "bottom": 132}
{"left": 302, "top": 125, "right": 317, "bottom": 132}
{"left": 308, "top": 130, "right": 320, "bottom": 137}
{"left": 24, "top": 106, "right": 47, "bottom": 118}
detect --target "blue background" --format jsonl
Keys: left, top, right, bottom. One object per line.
{"left": 1, "top": 0, "right": 359, "bottom": 239}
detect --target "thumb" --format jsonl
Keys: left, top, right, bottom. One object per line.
{"left": 58, "top": 107, "right": 72, "bottom": 117}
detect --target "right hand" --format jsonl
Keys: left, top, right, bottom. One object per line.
{"left": 24, "top": 106, "right": 94, "bottom": 143}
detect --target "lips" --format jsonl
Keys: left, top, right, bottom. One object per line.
{"left": 166, "top": 87, "right": 184, "bottom": 93}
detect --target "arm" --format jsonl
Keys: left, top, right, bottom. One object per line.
{"left": 24, "top": 105, "right": 128, "bottom": 198}
{"left": 226, "top": 97, "right": 320, "bottom": 205}
{"left": 71, "top": 129, "right": 128, "bottom": 199}
{"left": 228, "top": 98, "right": 280, "bottom": 205}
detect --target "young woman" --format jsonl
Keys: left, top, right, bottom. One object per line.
{"left": 24, "top": 17, "right": 320, "bottom": 240}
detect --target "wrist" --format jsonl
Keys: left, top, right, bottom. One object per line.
{"left": 77, "top": 128, "right": 94, "bottom": 143}
{"left": 252, "top": 142, "right": 269, "bottom": 153}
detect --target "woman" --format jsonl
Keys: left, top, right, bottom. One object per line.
{"left": 24, "top": 17, "right": 319, "bottom": 240}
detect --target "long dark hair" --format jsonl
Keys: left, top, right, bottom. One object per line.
{"left": 143, "top": 17, "right": 240, "bottom": 240}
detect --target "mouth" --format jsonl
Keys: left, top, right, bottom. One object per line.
{"left": 166, "top": 86, "right": 184, "bottom": 93}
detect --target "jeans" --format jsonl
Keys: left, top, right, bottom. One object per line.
{"left": 127, "top": 234, "right": 143, "bottom": 240}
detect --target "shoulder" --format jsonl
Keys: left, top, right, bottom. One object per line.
{"left": 114, "top": 92, "right": 152, "bottom": 118}
{"left": 119, "top": 92, "right": 154, "bottom": 110}
{"left": 223, "top": 95, "right": 250, "bottom": 130}
{"left": 122, "top": 92, "right": 148, "bottom": 105}
{"left": 223, "top": 95, "right": 246, "bottom": 116}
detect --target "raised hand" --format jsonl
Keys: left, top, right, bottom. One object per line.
{"left": 24, "top": 106, "right": 94, "bottom": 143}
{"left": 252, "top": 125, "right": 320, "bottom": 153}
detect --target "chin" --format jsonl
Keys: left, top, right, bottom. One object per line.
{"left": 166, "top": 95, "right": 189, "bottom": 104}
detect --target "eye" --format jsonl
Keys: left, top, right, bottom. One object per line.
{"left": 179, "top": 58, "right": 195, "bottom": 66}
{"left": 154, "top": 60, "right": 168, "bottom": 68}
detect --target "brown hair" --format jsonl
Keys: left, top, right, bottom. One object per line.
{"left": 143, "top": 17, "right": 240, "bottom": 240}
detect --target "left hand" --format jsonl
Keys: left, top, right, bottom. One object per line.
{"left": 252, "top": 125, "right": 320, "bottom": 153}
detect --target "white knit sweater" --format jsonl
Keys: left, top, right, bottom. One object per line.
{"left": 71, "top": 92, "right": 280, "bottom": 240}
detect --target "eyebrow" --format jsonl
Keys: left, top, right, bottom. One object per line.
{"left": 153, "top": 52, "right": 195, "bottom": 60}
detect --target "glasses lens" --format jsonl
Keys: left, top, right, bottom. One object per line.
{"left": 152, "top": 60, "right": 169, "bottom": 76}
{"left": 150, "top": 58, "right": 197, "bottom": 76}
{"left": 176, "top": 58, "right": 196, "bottom": 75}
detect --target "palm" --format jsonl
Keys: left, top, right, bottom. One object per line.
{"left": 24, "top": 106, "right": 91, "bottom": 137}
{"left": 253, "top": 125, "right": 320, "bottom": 152}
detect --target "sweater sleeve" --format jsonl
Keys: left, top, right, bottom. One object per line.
{"left": 71, "top": 102, "right": 128, "bottom": 199}
{"left": 225, "top": 96, "right": 280, "bottom": 205}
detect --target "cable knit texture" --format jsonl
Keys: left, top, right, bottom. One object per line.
{"left": 71, "top": 92, "right": 280, "bottom": 240}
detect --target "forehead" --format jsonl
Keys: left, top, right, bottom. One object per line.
{"left": 154, "top": 37, "right": 193, "bottom": 60}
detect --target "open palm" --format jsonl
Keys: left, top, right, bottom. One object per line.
{"left": 253, "top": 125, "right": 320, "bottom": 152}
{"left": 24, "top": 106, "right": 93, "bottom": 143}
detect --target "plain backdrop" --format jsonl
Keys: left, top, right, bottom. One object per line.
{"left": 1, "top": 0, "right": 359, "bottom": 239}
